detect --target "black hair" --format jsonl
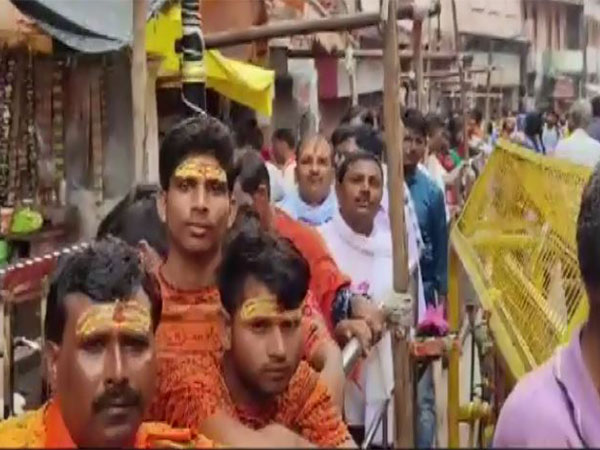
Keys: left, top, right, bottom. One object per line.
{"left": 591, "top": 96, "right": 600, "bottom": 118}
{"left": 273, "top": 128, "right": 296, "bottom": 149}
{"left": 336, "top": 151, "right": 383, "bottom": 184}
{"left": 403, "top": 108, "right": 428, "bottom": 138}
{"left": 577, "top": 166, "right": 600, "bottom": 292}
{"left": 44, "top": 237, "right": 162, "bottom": 344}
{"left": 341, "top": 106, "right": 376, "bottom": 128}
{"left": 354, "top": 125, "right": 385, "bottom": 160}
{"left": 426, "top": 113, "right": 445, "bottom": 137}
{"left": 231, "top": 149, "right": 271, "bottom": 198}
{"left": 218, "top": 217, "right": 310, "bottom": 316}
{"left": 471, "top": 109, "right": 483, "bottom": 124}
{"left": 524, "top": 112, "right": 546, "bottom": 153}
{"left": 159, "top": 116, "right": 235, "bottom": 191}
{"left": 97, "top": 184, "right": 168, "bottom": 259}
{"left": 331, "top": 124, "right": 355, "bottom": 148}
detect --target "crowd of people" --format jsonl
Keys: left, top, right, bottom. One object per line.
{"left": 490, "top": 95, "right": 600, "bottom": 168}
{"left": 3, "top": 92, "right": 600, "bottom": 448}
{"left": 0, "top": 103, "right": 462, "bottom": 448}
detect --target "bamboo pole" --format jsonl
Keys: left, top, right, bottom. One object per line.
{"left": 131, "top": 0, "right": 147, "bottom": 182}
{"left": 383, "top": 0, "right": 413, "bottom": 446}
{"left": 204, "top": 3, "right": 439, "bottom": 49}
{"left": 450, "top": 0, "right": 468, "bottom": 153}
{"left": 484, "top": 39, "right": 494, "bottom": 126}
{"left": 286, "top": 48, "right": 466, "bottom": 60}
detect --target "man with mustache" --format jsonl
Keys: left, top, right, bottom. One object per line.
{"left": 0, "top": 238, "right": 213, "bottom": 448}
{"left": 317, "top": 152, "right": 426, "bottom": 446}
{"left": 232, "top": 150, "right": 387, "bottom": 355}
{"left": 186, "top": 218, "right": 355, "bottom": 447}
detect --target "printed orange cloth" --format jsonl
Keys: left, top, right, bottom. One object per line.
{"left": 273, "top": 208, "right": 351, "bottom": 332}
{"left": 160, "top": 356, "right": 351, "bottom": 447}
{"left": 0, "top": 400, "right": 215, "bottom": 448}
{"left": 148, "top": 269, "right": 331, "bottom": 423}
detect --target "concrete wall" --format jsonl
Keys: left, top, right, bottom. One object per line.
{"left": 439, "top": 0, "right": 523, "bottom": 40}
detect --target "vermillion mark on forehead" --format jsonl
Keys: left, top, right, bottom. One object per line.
{"left": 174, "top": 156, "right": 227, "bottom": 183}
{"left": 239, "top": 295, "right": 304, "bottom": 322}
{"left": 75, "top": 300, "right": 151, "bottom": 340}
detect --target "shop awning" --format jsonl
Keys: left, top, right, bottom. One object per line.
{"left": 146, "top": 4, "right": 274, "bottom": 117}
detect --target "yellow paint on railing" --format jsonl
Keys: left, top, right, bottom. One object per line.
{"left": 450, "top": 140, "right": 591, "bottom": 381}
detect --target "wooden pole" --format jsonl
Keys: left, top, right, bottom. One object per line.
{"left": 484, "top": 39, "right": 494, "bottom": 126}
{"left": 426, "top": 16, "right": 434, "bottom": 112}
{"left": 581, "top": 12, "right": 588, "bottom": 99}
{"left": 204, "top": 3, "right": 439, "bottom": 49}
{"left": 450, "top": 0, "right": 468, "bottom": 154}
{"left": 383, "top": 0, "right": 412, "bottom": 447}
{"left": 131, "top": 0, "right": 147, "bottom": 183}
{"left": 413, "top": 19, "right": 424, "bottom": 111}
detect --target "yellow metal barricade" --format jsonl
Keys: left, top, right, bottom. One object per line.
{"left": 447, "top": 140, "right": 592, "bottom": 447}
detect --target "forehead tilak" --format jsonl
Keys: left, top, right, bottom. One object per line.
{"left": 239, "top": 295, "right": 303, "bottom": 321}
{"left": 174, "top": 157, "right": 227, "bottom": 181}
{"left": 75, "top": 300, "right": 151, "bottom": 337}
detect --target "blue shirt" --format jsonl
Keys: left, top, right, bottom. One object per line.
{"left": 406, "top": 169, "right": 448, "bottom": 303}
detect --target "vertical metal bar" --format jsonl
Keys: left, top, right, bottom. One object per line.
{"left": 40, "top": 276, "right": 49, "bottom": 403}
{"left": 3, "top": 299, "right": 13, "bottom": 418}
{"left": 448, "top": 248, "right": 461, "bottom": 448}
{"left": 181, "top": 0, "right": 207, "bottom": 115}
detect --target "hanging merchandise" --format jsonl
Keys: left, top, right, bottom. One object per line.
{"left": 6, "top": 56, "right": 17, "bottom": 206}
{"left": 10, "top": 206, "right": 43, "bottom": 235}
{"left": 0, "top": 49, "right": 10, "bottom": 206}
{"left": 90, "top": 68, "right": 104, "bottom": 206}
{"left": 23, "top": 52, "right": 37, "bottom": 201}
{"left": 51, "top": 59, "right": 65, "bottom": 203}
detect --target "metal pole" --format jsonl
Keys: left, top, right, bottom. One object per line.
{"left": 448, "top": 248, "right": 461, "bottom": 448}
{"left": 181, "top": 0, "right": 207, "bottom": 114}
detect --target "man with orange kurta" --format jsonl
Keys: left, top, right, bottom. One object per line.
{"left": 148, "top": 116, "right": 348, "bottom": 445}
{"left": 186, "top": 217, "right": 355, "bottom": 447}
{"left": 0, "top": 238, "right": 213, "bottom": 448}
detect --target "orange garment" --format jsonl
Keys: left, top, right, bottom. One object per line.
{"left": 149, "top": 269, "right": 331, "bottom": 423}
{"left": 273, "top": 208, "right": 351, "bottom": 332}
{"left": 162, "top": 357, "right": 350, "bottom": 447}
{"left": 0, "top": 400, "right": 214, "bottom": 448}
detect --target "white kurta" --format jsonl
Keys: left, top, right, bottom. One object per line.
{"left": 318, "top": 206, "right": 425, "bottom": 445}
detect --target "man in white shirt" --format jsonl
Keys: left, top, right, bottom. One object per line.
{"left": 270, "top": 128, "right": 297, "bottom": 193}
{"left": 554, "top": 100, "right": 600, "bottom": 167}
{"left": 318, "top": 151, "right": 425, "bottom": 447}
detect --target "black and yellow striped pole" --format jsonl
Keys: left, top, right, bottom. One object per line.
{"left": 181, "top": 0, "right": 207, "bottom": 115}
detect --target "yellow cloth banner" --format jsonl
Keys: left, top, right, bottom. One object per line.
{"left": 146, "top": 5, "right": 274, "bottom": 116}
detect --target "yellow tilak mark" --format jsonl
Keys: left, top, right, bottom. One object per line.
{"left": 76, "top": 300, "right": 151, "bottom": 339}
{"left": 240, "top": 295, "right": 304, "bottom": 322}
{"left": 174, "top": 157, "right": 227, "bottom": 183}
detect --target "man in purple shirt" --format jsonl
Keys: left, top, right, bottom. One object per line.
{"left": 493, "top": 165, "right": 600, "bottom": 448}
